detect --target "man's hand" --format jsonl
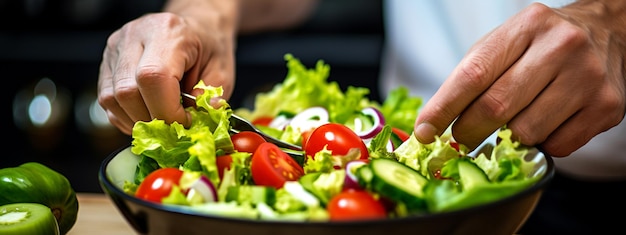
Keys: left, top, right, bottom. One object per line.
{"left": 97, "top": 1, "right": 238, "bottom": 135}
{"left": 414, "top": 2, "right": 626, "bottom": 157}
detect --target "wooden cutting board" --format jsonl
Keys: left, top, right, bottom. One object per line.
{"left": 66, "top": 193, "right": 135, "bottom": 235}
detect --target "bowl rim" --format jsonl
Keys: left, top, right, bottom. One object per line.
{"left": 98, "top": 144, "right": 555, "bottom": 226}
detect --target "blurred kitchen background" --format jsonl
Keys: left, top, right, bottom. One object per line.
{"left": 2, "top": 0, "right": 384, "bottom": 192}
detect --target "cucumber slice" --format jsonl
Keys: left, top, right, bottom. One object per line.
{"left": 225, "top": 185, "right": 276, "bottom": 206}
{"left": 457, "top": 158, "right": 490, "bottom": 191}
{"left": 298, "top": 172, "right": 324, "bottom": 202}
{"left": 368, "top": 158, "right": 428, "bottom": 211}
{"left": 0, "top": 203, "right": 59, "bottom": 235}
{"left": 355, "top": 164, "right": 373, "bottom": 186}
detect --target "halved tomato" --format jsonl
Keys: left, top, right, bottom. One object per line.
{"left": 250, "top": 142, "right": 304, "bottom": 188}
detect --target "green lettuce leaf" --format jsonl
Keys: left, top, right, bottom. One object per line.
{"left": 237, "top": 54, "right": 374, "bottom": 124}
{"left": 379, "top": 86, "right": 422, "bottom": 134}
{"left": 129, "top": 82, "right": 234, "bottom": 188}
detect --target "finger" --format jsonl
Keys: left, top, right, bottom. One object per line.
{"left": 99, "top": 82, "right": 135, "bottom": 135}
{"left": 137, "top": 24, "right": 198, "bottom": 128}
{"left": 541, "top": 107, "right": 616, "bottom": 157}
{"left": 414, "top": 14, "right": 535, "bottom": 144}
{"left": 194, "top": 50, "right": 236, "bottom": 108}
{"left": 98, "top": 78, "right": 135, "bottom": 135}
{"left": 451, "top": 33, "right": 570, "bottom": 149}
{"left": 98, "top": 32, "right": 118, "bottom": 94}
{"left": 503, "top": 43, "right": 607, "bottom": 147}
{"left": 540, "top": 84, "right": 624, "bottom": 157}
{"left": 110, "top": 26, "right": 152, "bottom": 124}
{"left": 98, "top": 32, "right": 135, "bottom": 134}
{"left": 505, "top": 73, "right": 583, "bottom": 149}
{"left": 104, "top": 109, "right": 133, "bottom": 135}
{"left": 452, "top": 6, "right": 610, "bottom": 150}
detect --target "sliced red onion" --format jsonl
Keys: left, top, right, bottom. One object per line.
{"left": 354, "top": 107, "right": 385, "bottom": 139}
{"left": 288, "top": 106, "right": 329, "bottom": 133}
{"left": 268, "top": 114, "right": 291, "bottom": 130}
{"left": 343, "top": 160, "right": 367, "bottom": 190}
{"left": 186, "top": 175, "right": 218, "bottom": 203}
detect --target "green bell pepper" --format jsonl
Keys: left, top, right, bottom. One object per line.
{"left": 0, "top": 162, "right": 79, "bottom": 235}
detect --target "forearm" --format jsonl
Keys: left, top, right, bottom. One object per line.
{"left": 162, "top": 0, "right": 318, "bottom": 36}
{"left": 237, "top": 0, "right": 319, "bottom": 34}
{"left": 163, "top": 0, "right": 239, "bottom": 36}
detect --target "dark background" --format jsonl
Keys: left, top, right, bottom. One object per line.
{"left": 1, "top": 0, "right": 384, "bottom": 193}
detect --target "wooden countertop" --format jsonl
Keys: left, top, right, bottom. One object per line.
{"left": 67, "top": 193, "right": 135, "bottom": 235}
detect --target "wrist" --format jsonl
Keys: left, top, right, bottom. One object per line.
{"left": 163, "top": 0, "right": 239, "bottom": 37}
{"left": 558, "top": 1, "right": 626, "bottom": 54}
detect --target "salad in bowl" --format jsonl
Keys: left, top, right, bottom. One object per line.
{"left": 100, "top": 54, "right": 553, "bottom": 234}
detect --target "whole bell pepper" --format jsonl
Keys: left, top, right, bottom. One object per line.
{"left": 0, "top": 162, "right": 79, "bottom": 235}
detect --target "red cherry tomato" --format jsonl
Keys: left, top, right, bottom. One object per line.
{"left": 231, "top": 131, "right": 267, "bottom": 153}
{"left": 391, "top": 127, "right": 411, "bottom": 142}
{"left": 304, "top": 123, "right": 369, "bottom": 160}
{"left": 135, "top": 168, "right": 184, "bottom": 203}
{"left": 327, "top": 189, "right": 387, "bottom": 221}
{"left": 251, "top": 116, "right": 274, "bottom": 126}
{"left": 251, "top": 142, "right": 304, "bottom": 188}
{"left": 216, "top": 155, "right": 233, "bottom": 179}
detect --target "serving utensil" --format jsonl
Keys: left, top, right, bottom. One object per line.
{"left": 181, "top": 93, "right": 302, "bottom": 151}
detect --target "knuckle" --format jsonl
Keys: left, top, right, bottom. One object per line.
{"left": 602, "top": 89, "right": 625, "bottom": 112}
{"left": 457, "top": 57, "right": 493, "bottom": 90}
{"left": 523, "top": 3, "right": 553, "bottom": 21}
{"left": 542, "top": 20, "right": 590, "bottom": 56}
{"left": 557, "top": 23, "right": 588, "bottom": 48}
{"left": 476, "top": 92, "right": 510, "bottom": 122}
{"left": 136, "top": 65, "right": 178, "bottom": 86}
{"left": 105, "top": 32, "right": 120, "bottom": 49}
{"left": 114, "top": 85, "right": 142, "bottom": 102}
{"left": 144, "top": 12, "right": 185, "bottom": 30}
{"left": 97, "top": 94, "right": 115, "bottom": 109}
{"left": 156, "top": 12, "right": 184, "bottom": 25}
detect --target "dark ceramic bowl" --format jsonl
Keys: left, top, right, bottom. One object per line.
{"left": 99, "top": 142, "right": 554, "bottom": 235}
